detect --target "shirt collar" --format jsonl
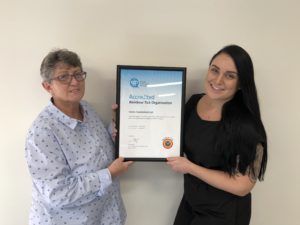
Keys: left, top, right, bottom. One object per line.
{"left": 47, "top": 99, "right": 88, "bottom": 130}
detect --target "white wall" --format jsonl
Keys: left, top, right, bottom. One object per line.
{"left": 1, "top": 0, "right": 299, "bottom": 224}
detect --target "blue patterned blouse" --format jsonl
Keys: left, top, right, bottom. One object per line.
{"left": 25, "top": 100, "right": 126, "bottom": 225}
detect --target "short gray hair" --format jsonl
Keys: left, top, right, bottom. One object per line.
{"left": 40, "top": 49, "right": 82, "bottom": 81}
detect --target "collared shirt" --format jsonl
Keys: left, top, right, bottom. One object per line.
{"left": 25, "top": 100, "right": 126, "bottom": 225}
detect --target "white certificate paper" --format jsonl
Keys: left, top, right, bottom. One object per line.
{"left": 116, "top": 65, "right": 186, "bottom": 161}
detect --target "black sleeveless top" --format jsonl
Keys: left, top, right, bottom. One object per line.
{"left": 182, "top": 94, "right": 251, "bottom": 224}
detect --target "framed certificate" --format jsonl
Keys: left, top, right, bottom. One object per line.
{"left": 116, "top": 65, "right": 186, "bottom": 161}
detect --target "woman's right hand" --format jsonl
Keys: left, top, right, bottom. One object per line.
{"left": 108, "top": 157, "right": 133, "bottom": 178}
{"left": 166, "top": 156, "right": 193, "bottom": 174}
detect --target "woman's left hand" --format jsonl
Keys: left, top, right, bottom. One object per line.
{"left": 166, "top": 157, "right": 193, "bottom": 174}
{"left": 111, "top": 104, "right": 118, "bottom": 141}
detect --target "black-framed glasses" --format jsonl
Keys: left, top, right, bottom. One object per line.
{"left": 49, "top": 71, "right": 87, "bottom": 84}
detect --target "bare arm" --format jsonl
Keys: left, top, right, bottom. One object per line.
{"left": 167, "top": 145, "right": 263, "bottom": 197}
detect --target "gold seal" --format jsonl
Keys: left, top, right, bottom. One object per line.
{"left": 162, "top": 137, "right": 173, "bottom": 149}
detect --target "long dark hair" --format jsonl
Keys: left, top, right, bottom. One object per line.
{"left": 212, "top": 45, "right": 267, "bottom": 180}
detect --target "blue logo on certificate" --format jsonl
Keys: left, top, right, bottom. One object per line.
{"left": 130, "top": 78, "right": 139, "bottom": 88}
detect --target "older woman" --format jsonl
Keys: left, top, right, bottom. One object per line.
{"left": 25, "top": 49, "right": 132, "bottom": 225}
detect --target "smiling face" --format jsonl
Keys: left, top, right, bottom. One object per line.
{"left": 204, "top": 53, "right": 239, "bottom": 103}
{"left": 42, "top": 63, "right": 85, "bottom": 107}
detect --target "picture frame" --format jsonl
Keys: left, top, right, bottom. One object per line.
{"left": 115, "top": 65, "right": 186, "bottom": 161}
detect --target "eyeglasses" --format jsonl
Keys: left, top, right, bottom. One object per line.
{"left": 49, "top": 71, "right": 87, "bottom": 84}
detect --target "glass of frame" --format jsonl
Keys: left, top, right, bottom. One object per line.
{"left": 115, "top": 65, "right": 186, "bottom": 161}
